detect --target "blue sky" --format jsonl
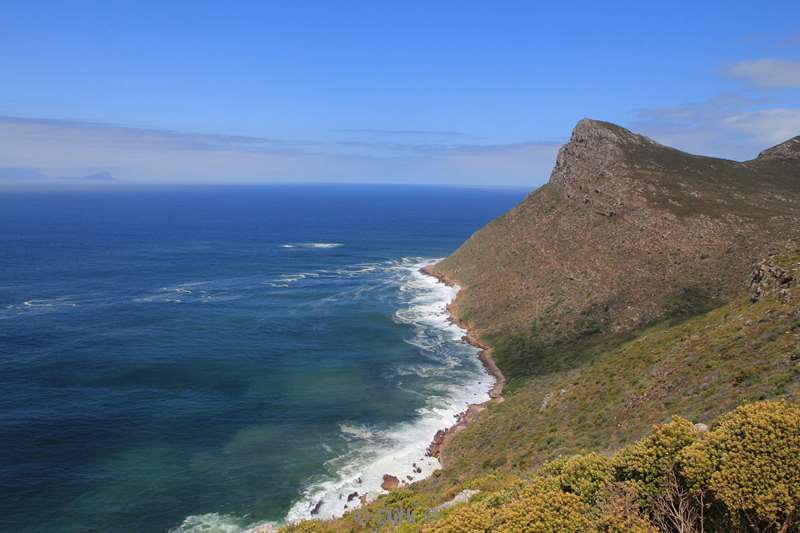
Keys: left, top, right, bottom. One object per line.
{"left": 1, "top": 1, "right": 799, "bottom": 187}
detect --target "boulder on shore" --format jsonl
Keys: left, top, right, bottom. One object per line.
{"left": 381, "top": 474, "right": 400, "bottom": 491}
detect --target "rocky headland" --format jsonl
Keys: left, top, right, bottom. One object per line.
{"left": 280, "top": 119, "right": 800, "bottom": 533}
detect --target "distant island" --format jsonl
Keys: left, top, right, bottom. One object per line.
{"left": 60, "top": 171, "right": 115, "bottom": 181}
{"left": 282, "top": 119, "right": 800, "bottom": 532}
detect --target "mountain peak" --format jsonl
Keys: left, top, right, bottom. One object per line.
{"left": 435, "top": 116, "right": 800, "bottom": 375}
{"left": 549, "top": 119, "right": 659, "bottom": 193}
{"left": 756, "top": 136, "right": 800, "bottom": 161}
{"left": 571, "top": 118, "right": 657, "bottom": 147}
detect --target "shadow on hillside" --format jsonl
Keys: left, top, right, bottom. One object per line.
{"left": 493, "top": 285, "right": 720, "bottom": 391}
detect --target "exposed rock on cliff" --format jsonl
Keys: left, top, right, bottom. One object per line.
{"left": 754, "top": 135, "right": 800, "bottom": 162}
{"left": 750, "top": 254, "right": 799, "bottom": 303}
{"left": 434, "top": 119, "right": 800, "bottom": 379}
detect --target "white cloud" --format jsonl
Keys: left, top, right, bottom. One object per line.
{"left": 0, "top": 116, "right": 558, "bottom": 187}
{"left": 725, "top": 59, "right": 800, "bottom": 88}
{"left": 631, "top": 95, "right": 800, "bottom": 160}
{"left": 725, "top": 108, "right": 800, "bottom": 145}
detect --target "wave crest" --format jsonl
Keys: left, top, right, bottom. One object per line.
{"left": 281, "top": 242, "right": 343, "bottom": 249}
{"left": 284, "top": 259, "right": 493, "bottom": 523}
{"left": 170, "top": 513, "right": 279, "bottom": 533}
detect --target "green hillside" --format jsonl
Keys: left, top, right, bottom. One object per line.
{"left": 282, "top": 252, "right": 799, "bottom": 532}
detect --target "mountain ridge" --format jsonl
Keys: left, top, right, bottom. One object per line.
{"left": 755, "top": 135, "right": 800, "bottom": 161}
{"left": 433, "top": 119, "right": 800, "bottom": 382}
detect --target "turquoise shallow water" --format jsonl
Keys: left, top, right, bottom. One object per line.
{"left": 0, "top": 185, "right": 525, "bottom": 532}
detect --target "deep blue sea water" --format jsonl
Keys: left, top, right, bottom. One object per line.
{"left": 0, "top": 185, "right": 525, "bottom": 532}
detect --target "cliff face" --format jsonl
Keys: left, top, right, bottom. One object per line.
{"left": 435, "top": 119, "right": 800, "bottom": 379}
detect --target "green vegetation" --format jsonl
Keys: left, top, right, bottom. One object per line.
{"left": 281, "top": 253, "right": 800, "bottom": 532}
{"left": 681, "top": 400, "right": 800, "bottom": 531}
{"left": 440, "top": 260, "right": 799, "bottom": 481}
{"left": 421, "top": 400, "right": 800, "bottom": 532}
{"left": 279, "top": 124, "right": 800, "bottom": 533}
{"left": 283, "top": 401, "right": 800, "bottom": 532}
{"left": 613, "top": 417, "right": 698, "bottom": 504}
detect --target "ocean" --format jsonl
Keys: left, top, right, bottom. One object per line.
{"left": 0, "top": 185, "right": 525, "bottom": 532}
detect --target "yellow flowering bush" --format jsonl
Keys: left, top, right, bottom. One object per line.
{"left": 280, "top": 401, "right": 800, "bottom": 532}
{"left": 279, "top": 519, "right": 331, "bottom": 532}
{"left": 493, "top": 487, "right": 593, "bottom": 533}
{"left": 591, "top": 481, "right": 651, "bottom": 533}
{"left": 421, "top": 501, "right": 493, "bottom": 533}
{"left": 613, "top": 416, "right": 698, "bottom": 502}
{"left": 541, "top": 452, "right": 614, "bottom": 504}
{"left": 680, "top": 400, "right": 800, "bottom": 530}
{"left": 592, "top": 511, "right": 651, "bottom": 532}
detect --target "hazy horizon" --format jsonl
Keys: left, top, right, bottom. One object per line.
{"left": 2, "top": 1, "right": 799, "bottom": 190}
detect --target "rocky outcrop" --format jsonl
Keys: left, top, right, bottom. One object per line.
{"left": 381, "top": 474, "right": 399, "bottom": 491}
{"left": 755, "top": 136, "right": 800, "bottom": 161}
{"left": 431, "top": 489, "right": 481, "bottom": 512}
{"left": 310, "top": 500, "right": 323, "bottom": 515}
{"left": 427, "top": 429, "right": 446, "bottom": 457}
{"left": 750, "top": 254, "right": 799, "bottom": 303}
{"left": 549, "top": 118, "right": 662, "bottom": 200}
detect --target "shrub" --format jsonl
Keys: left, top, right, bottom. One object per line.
{"left": 279, "top": 520, "right": 330, "bottom": 532}
{"left": 463, "top": 471, "right": 523, "bottom": 493}
{"left": 592, "top": 481, "right": 651, "bottom": 533}
{"left": 541, "top": 453, "right": 615, "bottom": 504}
{"left": 493, "top": 487, "right": 593, "bottom": 533}
{"left": 680, "top": 400, "right": 800, "bottom": 531}
{"left": 613, "top": 416, "right": 698, "bottom": 503}
{"left": 421, "top": 502, "right": 493, "bottom": 533}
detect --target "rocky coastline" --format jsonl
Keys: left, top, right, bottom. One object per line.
{"left": 299, "top": 264, "right": 504, "bottom": 517}
{"left": 419, "top": 264, "right": 506, "bottom": 463}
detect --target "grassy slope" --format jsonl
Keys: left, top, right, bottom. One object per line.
{"left": 442, "top": 254, "right": 800, "bottom": 481}
{"left": 284, "top": 254, "right": 800, "bottom": 531}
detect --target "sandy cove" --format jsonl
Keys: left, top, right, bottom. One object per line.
{"left": 420, "top": 264, "right": 505, "bottom": 464}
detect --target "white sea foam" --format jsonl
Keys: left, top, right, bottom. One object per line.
{"left": 24, "top": 298, "right": 78, "bottom": 308}
{"left": 281, "top": 242, "right": 344, "bottom": 250}
{"left": 338, "top": 423, "right": 377, "bottom": 441}
{"left": 264, "top": 263, "right": 384, "bottom": 293}
{"left": 173, "top": 258, "right": 494, "bottom": 530}
{"left": 276, "top": 272, "right": 320, "bottom": 284}
{"left": 170, "top": 513, "right": 280, "bottom": 533}
{"left": 283, "top": 259, "right": 493, "bottom": 523}
{"left": 134, "top": 279, "right": 263, "bottom": 304}
{"left": 333, "top": 264, "right": 379, "bottom": 277}
{"left": 0, "top": 297, "right": 80, "bottom": 319}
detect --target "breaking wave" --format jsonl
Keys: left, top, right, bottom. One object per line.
{"left": 170, "top": 513, "right": 280, "bottom": 533}
{"left": 170, "top": 259, "right": 494, "bottom": 531}
{"left": 283, "top": 260, "right": 493, "bottom": 523}
{"left": 281, "top": 242, "right": 343, "bottom": 249}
